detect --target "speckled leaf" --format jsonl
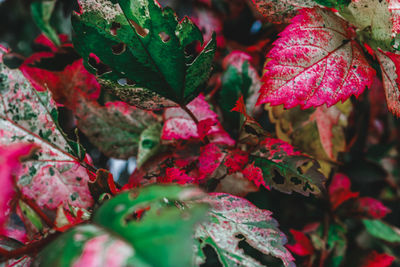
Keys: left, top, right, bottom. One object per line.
{"left": 37, "top": 185, "right": 208, "bottom": 267}
{"left": 0, "top": 46, "right": 93, "bottom": 211}
{"left": 31, "top": 0, "right": 60, "bottom": 46}
{"left": 340, "top": 0, "right": 394, "bottom": 51}
{"left": 252, "top": 0, "right": 317, "bottom": 23}
{"left": 137, "top": 123, "right": 162, "bottom": 167}
{"left": 75, "top": 99, "right": 158, "bottom": 159}
{"left": 376, "top": 49, "right": 400, "bottom": 117}
{"left": 72, "top": 0, "right": 216, "bottom": 106}
{"left": 257, "top": 7, "right": 376, "bottom": 109}
{"left": 194, "top": 193, "right": 294, "bottom": 267}
{"left": 389, "top": 0, "right": 400, "bottom": 35}
{"left": 251, "top": 138, "right": 326, "bottom": 196}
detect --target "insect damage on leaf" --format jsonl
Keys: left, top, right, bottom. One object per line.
{"left": 72, "top": 0, "right": 216, "bottom": 106}
{"left": 257, "top": 7, "right": 376, "bottom": 109}
{"left": 194, "top": 193, "right": 294, "bottom": 267}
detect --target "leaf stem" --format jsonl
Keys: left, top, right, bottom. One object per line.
{"left": 179, "top": 104, "right": 210, "bottom": 144}
{"left": 0, "top": 232, "right": 60, "bottom": 261}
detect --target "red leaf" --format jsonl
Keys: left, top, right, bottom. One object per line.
{"left": 20, "top": 36, "right": 100, "bottom": 111}
{"left": 0, "top": 143, "right": 38, "bottom": 235}
{"left": 356, "top": 197, "right": 391, "bottom": 219}
{"left": 162, "top": 94, "right": 234, "bottom": 145}
{"left": 329, "top": 173, "right": 359, "bottom": 210}
{"left": 286, "top": 229, "right": 314, "bottom": 256}
{"left": 242, "top": 163, "right": 265, "bottom": 188}
{"left": 361, "top": 251, "right": 395, "bottom": 267}
{"left": 257, "top": 7, "right": 375, "bottom": 109}
{"left": 198, "top": 143, "right": 224, "bottom": 178}
{"left": 224, "top": 149, "right": 249, "bottom": 174}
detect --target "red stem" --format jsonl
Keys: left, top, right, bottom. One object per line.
{"left": 0, "top": 232, "right": 60, "bottom": 261}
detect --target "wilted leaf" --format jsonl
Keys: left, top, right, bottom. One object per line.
{"left": 363, "top": 219, "right": 400, "bottom": 243}
{"left": 194, "top": 193, "right": 294, "bottom": 267}
{"left": 72, "top": 0, "right": 216, "bottom": 106}
{"left": 257, "top": 7, "right": 375, "bottom": 109}
{"left": 37, "top": 185, "right": 209, "bottom": 267}
{"left": 0, "top": 46, "right": 93, "bottom": 211}
{"left": 251, "top": 0, "right": 317, "bottom": 23}
{"left": 251, "top": 138, "right": 326, "bottom": 196}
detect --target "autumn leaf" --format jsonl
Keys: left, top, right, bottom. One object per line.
{"left": 0, "top": 143, "right": 38, "bottom": 235}
{"left": 194, "top": 193, "right": 294, "bottom": 267}
{"left": 72, "top": 0, "right": 216, "bottom": 107}
{"left": 36, "top": 185, "right": 208, "bottom": 267}
{"left": 0, "top": 46, "right": 93, "bottom": 211}
{"left": 251, "top": 0, "right": 317, "bottom": 24}
{"left": 257, "top": 7, "right": 376, "bottom": 109}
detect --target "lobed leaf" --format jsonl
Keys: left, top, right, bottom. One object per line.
{"left": 72, "top": 0, "right": 216, "bottom": 106}
{"left": 257, "top": 7, "right": 376, "bottom": 109}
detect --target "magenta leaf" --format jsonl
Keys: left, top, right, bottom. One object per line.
{"left": 257, "top": 7, "right": 376, "bottom": 109}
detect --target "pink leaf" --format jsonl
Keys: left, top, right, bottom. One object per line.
{"left": 286, "top": 229, "right": 314, "bottom": 256}
{"left": 223, "top": 149, "right": 249, "bottom": 174}
{"left": 242, "top": 163, "right": 265, "bottom": 188}
{"left": 389, "top": 0, "right": 400, "bottom": 35}
{"left": 376, "top": 49, "right": 400, "bottom": 117}
{"left": 361, "top": 251, "right": 395, "bottom": 267}
{"left": 257, "top": 7, "right": 375, "bottom": 109}
{"left": 198, "top": 144, "right": 224, "bottom": 178}
{"left": 0, "top": 143, "right": 38, "bottom": 235}
{"left": 157, "top": 168, "right": 195, "bottom": 185}
{"left": 356, "top": 197, "right": 391, "bottom": 219}
{"left": 162, "top": 94, "right": 234, "bottom": 145}
{"left": 329, "top": 173, "right": 359, "bottom": 210}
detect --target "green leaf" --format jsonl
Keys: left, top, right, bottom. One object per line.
{"left": 37, "top": 185, "right": 209, "bottom": 267}
{"left": 18, "top": 200, "right": 43, "bottom": 232}
{"left": 137, "top": 123, "right": 162, "bottom": 167}
{"left": 363, "top": 219, "right": 400, "bottom": 243}
{"left": 326, "top": 224, "right": 347, "bottom": 267}
{"left": 194, "top": 193, "right": 294, "bottom": 267}
{"left": 313, "top": 0, "right": 350, "bottom": 9}
{"left": 75, "top": 99, "right": 158, "bottom": 159}
{"left": 31, "top": 0, "right": 60, "bottom": 46}
{"left": 251, "top": 139, "right": 326, "bottom": 196}
{"left": 72, "top": 0, "right": 216, "bottom": 106}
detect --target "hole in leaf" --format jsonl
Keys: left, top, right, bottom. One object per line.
{"left": 272, "top": 170, "right": 285, "bottom": 185}
{"left": 238, "top": 238, "right": 283, "bottom": 266}
{"left": 244, "top": 125, "right": 258, "bottom": 135}
{"left": 88, "top": 54, "right": 112, "bottom": 76}
{"left": 124, "top": 206, "right": 150, "bottom": 223}
{"left": 303, "top": 182, "right": 314, "bottom": 192}
{"left": 111, "top": 43, "right": 126, "bottom": 55}
{"left": 199, "top": 244, "right": 223, "bottom": 267}
{"left": 129, "top": 19, "right": 149, "bottom": 37}
{"left": 158, "top": 32, "right": 170, "bottom": 42}
{"left": 142, "top": 139, "right": 155, "bottom": 149}
{"left": 110, "top": 22, "right": 121, "bottom": 36}
{"left": 126, "top": 79, "right": 136, "bottom": 86}
{"left": 235, "top": 233, "right": 245, "bottom": 240}
{"left": 297, "top": 167, "right": 303, "bottom": 175}
{"left": 290, "top": 177, "right": 302, "bottom": 185}
{"left": 184, "top": 40, "right": 201, "bottom": 57}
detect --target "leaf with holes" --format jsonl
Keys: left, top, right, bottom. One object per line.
{"left": 0, "top": 46, "right": 93, "bottom": 212}
{"left": 194, "top": 193, "right": 294, "bottom": 267}
{"left": 250, "top": 138, "right": 326, "bottom": 196}
{"left": 251, "top": 0, "right": 317, "bottom": 24}
{"left": 36, "top": 185, "right": 209, "bottom": 267}
{"left": 257, "top": 7, "right": 376, "bottom": 109}
{"left": 72, "top": 0, "right": 216, "bottom": 107}
{"left": 75, "top": 99, "right": 159, "bottom": 160}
